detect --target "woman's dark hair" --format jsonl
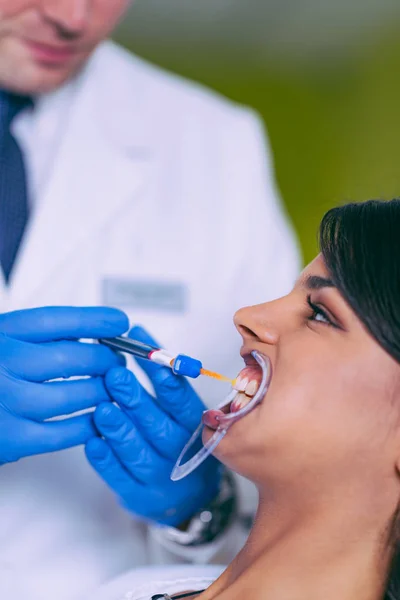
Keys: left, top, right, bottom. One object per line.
{"left": 319, "top": 199, "right": 400, "bottom": 600}
{"left": 319, "top": 199, "right": 400, "bottom": 363}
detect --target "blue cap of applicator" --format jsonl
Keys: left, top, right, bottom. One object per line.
{"left": 172, "top": 354, "right": 203, "bottom": 378}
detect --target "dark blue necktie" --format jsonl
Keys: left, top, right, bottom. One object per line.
{"left": 0, "top": 91, "right": 33, "bottom": 283}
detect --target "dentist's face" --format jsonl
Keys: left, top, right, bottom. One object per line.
{"left": 0, "top": 0, "right": 130, "bottom": 94}
{"left": 211, "top": 256, "right": 400, "bottom": 502}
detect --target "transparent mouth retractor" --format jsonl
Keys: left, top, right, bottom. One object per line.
{"left": 171, "top": 351, "right": 272, "bottom": 481}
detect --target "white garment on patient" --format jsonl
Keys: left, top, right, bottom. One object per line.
{"left": 88, "top": 565, "right": 224, "bottom": 600}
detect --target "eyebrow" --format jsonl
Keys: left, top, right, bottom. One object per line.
{"left": 304, "top": 275, "right": 335, "bottom": 290}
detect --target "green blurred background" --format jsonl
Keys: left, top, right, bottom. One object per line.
{"left": 114, "top": 0, "right": 400, "bottom": 264}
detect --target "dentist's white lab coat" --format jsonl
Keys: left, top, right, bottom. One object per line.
{"left": 0, "top": 41, "right": 300, "bottom": 600}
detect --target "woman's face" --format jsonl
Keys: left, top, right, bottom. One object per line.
{"left": 211, "top": 255, "right": 400, "bottom": 498}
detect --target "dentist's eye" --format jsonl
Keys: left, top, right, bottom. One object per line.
{"left": 307, "top": 296, "right": 335, "bottom": 327}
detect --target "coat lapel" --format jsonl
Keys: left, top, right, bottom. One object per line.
{"left": 7, "top": 44, "right": 155, "bottom": 309}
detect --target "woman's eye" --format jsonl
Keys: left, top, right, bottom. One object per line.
{"left": 313, "top": 310, "right": 329, "bottom": 324}
{"left": 307, "top": 296, "right": 332, "bottom": 326}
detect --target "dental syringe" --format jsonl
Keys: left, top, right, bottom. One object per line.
{"left": 99, "top": 336, "right": 234, "bottom": 383}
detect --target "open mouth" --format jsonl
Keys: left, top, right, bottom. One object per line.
{"left": 171, "top": 351, "right": 271, "bottom": 481}
{"left": 202, "top": 352, "right": 270, "bottom": 430}
{"left": 231, "top": 364, "right": 264, "bottom": 412}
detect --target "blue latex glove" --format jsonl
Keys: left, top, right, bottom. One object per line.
{"left": 0, "top": 306, "right": 129, "bottom": 464}
{"left": 86, "top": 326, "right": 222, "bottom": 527}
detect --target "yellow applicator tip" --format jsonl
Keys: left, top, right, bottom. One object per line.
{"left": 200, "top": 368, "right": 236, "bottom": 386}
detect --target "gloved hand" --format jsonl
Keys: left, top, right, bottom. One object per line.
{"left": 86, "top": 326, "right": 222, "bottom": 527}
{"left": 0, "top": 306, "right": 129, "bottom": 464}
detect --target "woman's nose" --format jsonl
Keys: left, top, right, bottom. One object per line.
{"left": 234, "top": 301, "right": 280, "bottom": 346}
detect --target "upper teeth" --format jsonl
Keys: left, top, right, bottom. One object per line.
{"left": 245, "top": 380, "right": 258, "bottom": 397}
{"left": 234, "top": 376, "right": 259, "bottom": 397}
{"left": 234, "top": 376, "right": 248, "bottom": 392}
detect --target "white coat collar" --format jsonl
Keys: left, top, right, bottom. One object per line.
{"left": 7, "top": 41, "right": 155, "bottom": 308}
{"left": 31, "top": 40, "right": 156, "bottom": 154}
{"left": 88, "top": 41, "right": 156, "bottom": 153}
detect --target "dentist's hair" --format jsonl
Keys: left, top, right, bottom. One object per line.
{"left": 319, "top": 198, "right": 400, "bottom": 364}
{"left": 319, "top": 198, "right": 400, "bottom": 600}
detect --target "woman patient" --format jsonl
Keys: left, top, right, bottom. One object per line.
{"left": 115, "top": 198, "right": 400, "bottom": 600}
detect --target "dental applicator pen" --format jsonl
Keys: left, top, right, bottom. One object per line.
{"left": 99, "top": 336, "right": 234, "bottom": 383}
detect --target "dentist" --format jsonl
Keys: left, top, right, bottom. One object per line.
{"left": 0, "top": 1, "right": 300, "bottom": 599}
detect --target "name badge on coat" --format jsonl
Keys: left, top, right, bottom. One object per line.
{"left": 102, "top": 278, "right": 188, "bottom": 313}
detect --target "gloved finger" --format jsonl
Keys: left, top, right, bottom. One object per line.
{"left": 85, "top": 437, "right": 143, "bottom": 493}
{"left": 105, "top": 367, "right": 191, "bottom": 461}
{"left": 7, "top": 377, "right": 111, "bottom": 420}
{"left": 128, "top": 326, "right": 205, "bottom": 432}
{"left": 0, "top": 306, "right": 129, "bottom": 342}
{"left": 93, "top": 402, "right": 171, "bottom": 485}
{"left": 85, "top": 438, "right": 177, "bottom": 525}
{"left": 0, "top": 336, "right": 124, "bottom": 382}
{"left": 1, "top": 413, "right": 96, "bottom": 463}
{"left": 115, "top": 352, "right": 127, "bottom": 367}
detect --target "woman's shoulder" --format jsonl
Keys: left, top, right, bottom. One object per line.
{"left": 89, "top": 565, "right": 225, "bottom": 600}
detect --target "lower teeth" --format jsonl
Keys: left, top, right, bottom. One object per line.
{"left": 230, "top": 392, "right": 253, "bottom": 413}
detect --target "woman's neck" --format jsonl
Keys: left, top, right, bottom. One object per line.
{"left": 200, "top": 484, "right": 394, "bottom": 600}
